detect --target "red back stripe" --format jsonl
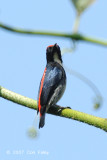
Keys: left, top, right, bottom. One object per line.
{"left": 38, "top": 67, "right": 47, "bottom": 116}
{"left": 47, "top": 45, "right": 54, "bottom": 49}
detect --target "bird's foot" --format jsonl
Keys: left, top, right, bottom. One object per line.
{"left": 58, "top": 106, "right": 71, "bottom": 112}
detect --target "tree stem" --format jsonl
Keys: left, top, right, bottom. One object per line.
{"left": 0, "top": 86, "right": 107, "bottom": 132}
{"left": 0, "top": 22, "right": 107, "bottom": 46}
{"left": 72, "top": 12, "right": 81, "bottom": 33}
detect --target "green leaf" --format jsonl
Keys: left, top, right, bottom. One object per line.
{"left": 71, "top": 0, "right": 96, "bottom": 14}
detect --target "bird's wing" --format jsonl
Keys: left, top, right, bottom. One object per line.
{"left": 37, "top": 63, "right": 63, "bottom": 115}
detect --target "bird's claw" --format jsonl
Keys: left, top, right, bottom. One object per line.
{"left": 58, "top": 106, "right": 71, "bottom": 113}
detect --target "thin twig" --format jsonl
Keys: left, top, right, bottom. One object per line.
{"left": 0, "top": 22, "right": 107, "bottom": 46}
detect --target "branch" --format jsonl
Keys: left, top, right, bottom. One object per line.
{"left": 0, "top": 86, "right": 107, "bottom": 132}
{"left": 0, "top": 22, "right": 107, "bottom": 46}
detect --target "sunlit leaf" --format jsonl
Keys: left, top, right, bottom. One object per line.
{"left": 71, "top": 0, "right": 96, "bottom": 14}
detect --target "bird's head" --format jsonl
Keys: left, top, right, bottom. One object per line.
{"left": 46, "top": 43, "right": 62, "bottom": 65}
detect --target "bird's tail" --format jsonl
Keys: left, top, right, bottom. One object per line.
{"left": 39, "top": 114, "right": 45, "bottom": 128}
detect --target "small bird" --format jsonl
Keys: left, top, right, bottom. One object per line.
{"left": 37, "top": 44, "right": 66, "bottom": 128}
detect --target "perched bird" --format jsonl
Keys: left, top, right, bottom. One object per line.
{"left": 37, "top": 44, "right": 66, "bottom": 128}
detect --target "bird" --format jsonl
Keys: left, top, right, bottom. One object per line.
{"left": 37, "top": 43, "right": 66, "bottom": 128}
